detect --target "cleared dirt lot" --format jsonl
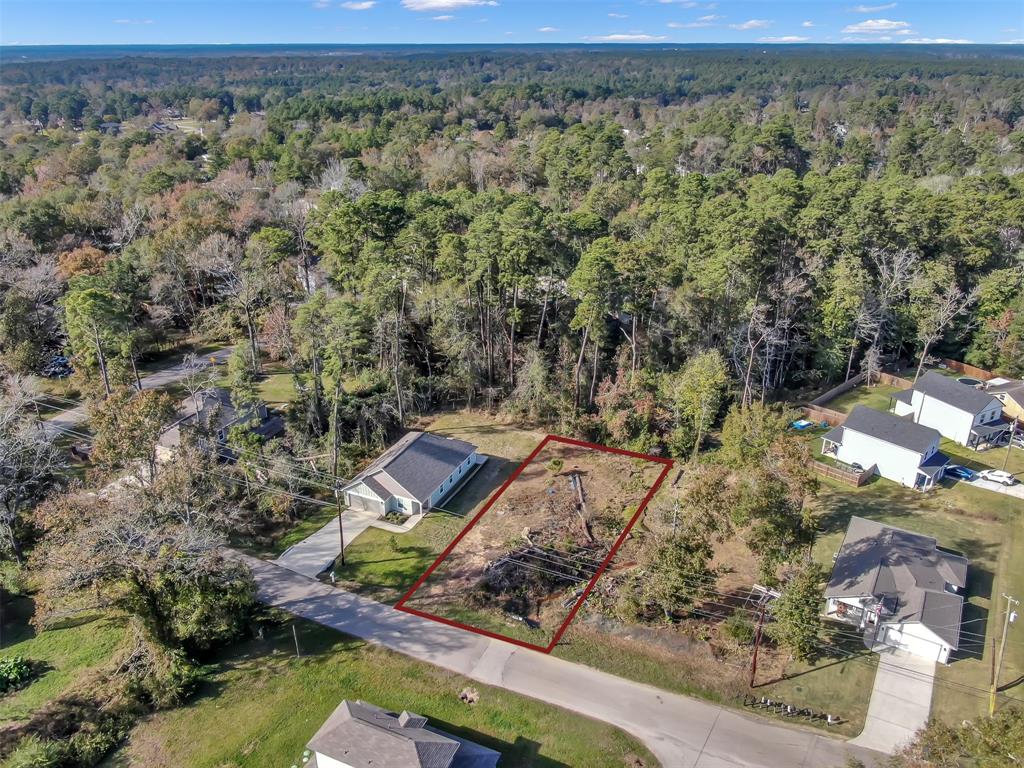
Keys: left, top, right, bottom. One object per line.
{"left": 400, "top": 437, "right": 669, "bottom": 648}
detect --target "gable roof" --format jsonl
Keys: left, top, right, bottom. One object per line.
{"left": 914, "top": 371, "right": 1002, "bottom": 414}
{"left": 842, "top": 405, "right": 941, "bottom": 454}
{"left": 307, "top": 700, "right": 500, "bottom": 768}
{"left": 988, "top": 380, "right": 1024, "bottom": 404}
{"left": 826, "top": 516, "right": 968, "bottom": 648}
{"left": 307, "top": 700, "right": 460, "bottom": 768}
{"left": 344, "top": 431, "right": 477, "bottom": 504}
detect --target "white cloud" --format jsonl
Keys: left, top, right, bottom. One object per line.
{"left": 113, "top": 18, "right": 154, "bottom": 24}
{"left": 850, "top": 3, "right": 897, "bottom": 11}
{"left": 902, "top": 37, "right": 973, "bottom": 43}
{"left": 537, "top": 26, "right": 559, "bottom": 32}
{"left": 759, "top": 35, "right": 809, "bottom": 42}
{"left": 841, "top": 18, "right": 911, "bottom": 33}
{"left": 583, "top": 33, "right": 668, "bottom": 41}
{"left": 432, "top": 14, "right": 455, "bottom": 20}
{"left": 341, "top": 1, "right": 376, "bottom": 9}
{"left": 729, "top": 19, "right": 771, "bottom": 30}
{"left": 402, "top": 0, "right": 496, "bottom": 10}
{"left": 668, "top": 21, "right": 708, "bottom": 28}
{"left": 998, "top": 38, "right": 1024, "bottom": 44}
{"left": 608, "top": 12, "right": 628, "bottom": 18}
{"left": 801, "top": 20, "right": 814, "bottom": 27}
{"left": 698, "top": 14, "right": 723, "bottom": 21}
{"left": 312, "top": 0, "right": 330, "bottom": 7}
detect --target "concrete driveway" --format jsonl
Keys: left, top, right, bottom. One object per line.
{"left": 850, "top": 646, "right": 935, "bottom": 754}
{"left": 275, "top": 508, "right": 381, "bottom": 578}
{"left": 963, "top": 475, "right": 1024, "bottom": 498}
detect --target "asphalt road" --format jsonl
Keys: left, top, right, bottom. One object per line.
{"left": 40, "top": 346, "right": 233, "bottom": 439}
{"left": 237, "top": 553, "right": 879, "bottom": 768}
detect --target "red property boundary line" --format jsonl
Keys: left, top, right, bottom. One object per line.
{"left": 394, "top": 434, "right": 673, "bottom": 654}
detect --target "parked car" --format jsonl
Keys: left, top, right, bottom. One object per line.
{"left": 945, "top": 465, "right": 977, "bottom": 481}
{"left": 850, "top": 462, "right": 865, "bottom": 475}
{"left": 977, "top": 469, "right": 1019, "bottom": 486}
{"left": 40, "top": 355, "right": 73, "bottom": 378}
{"left": 1011, "top": 434, "right": 1024, "bottom": 449}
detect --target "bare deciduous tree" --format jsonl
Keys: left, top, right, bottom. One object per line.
{"left": 0, "top": 377, "right": 65, "bottom": 563}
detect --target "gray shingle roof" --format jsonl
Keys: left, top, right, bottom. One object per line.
{"left": 306, "top": 700, "right": 498, "bottom": 768}
{"left": 825, "top": 516, "right": 968, "bottom": 648}
{"left": 346, "top": 431, "right": 478, "bottom": 504}
{"left": 914, "top": 371, "right": 1001, "bottom": 414}
{"left": 842, "top": 405, "right": 941, "bottom": 454}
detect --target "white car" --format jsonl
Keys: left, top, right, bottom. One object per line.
{"left": 977, "top": 469, "right": 1019, "bottom": 486}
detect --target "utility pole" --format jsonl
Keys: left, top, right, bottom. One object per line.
{"left": 749, "top": 602, "right": 767, "bottom": 688}
{"left": 334, "top": 485, "right": 346, "bottom": 568}
{"left": 1002, "top": 419, "right": 1018, "bottom": 472}
{"left": 990, "top": 593, "right": 1018, "bottom": 715}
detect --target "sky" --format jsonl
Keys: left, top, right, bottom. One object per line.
{"left": 1, "top": 0, "right": 1021, "bottom": 47}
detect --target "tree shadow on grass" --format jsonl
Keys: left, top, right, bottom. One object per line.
{"left": 814, "top": 489, "right": 922, "bottom": 539}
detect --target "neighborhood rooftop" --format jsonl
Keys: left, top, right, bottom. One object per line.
{"left": 306, "top": 700, "right": 499, "bottom": 768}
{"left": 349, "top": 431, "right": 478, "bottom": 505}
{"left": 826, "top": 516, "right": 967, "bottom": 648}
{"left": 909, "top": 370, "right": 1002, "bottom": 413}
{"left": 827, "top": 405, "right": 942, "bottom": 454}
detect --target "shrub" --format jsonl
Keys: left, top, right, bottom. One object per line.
{"left": 0, "top": 656, "right": 33, "bottom": 694}
{"left": 0, "top": 735, "right": 64, "bottom": 768}
{"left": 722, "top": 613, "right": 756, "bottom": 645}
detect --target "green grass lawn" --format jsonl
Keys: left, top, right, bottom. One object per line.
{"left": 105, "top": 619, "right": 659, "bottom": 768}
{"left": 826, "top": 383, "right": 904, "bottom": 415}
{"left": 939, "top": 438, "right": 1024, "bottom": 478}
{"left": 0, "top": 598, "right": 126, "bottom": 724}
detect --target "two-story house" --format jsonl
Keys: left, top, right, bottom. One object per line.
{"left": 825, "top": 516, "right": 967, "bottom": 664}
{"left": 890, "top": 371, "right": 1007, "bottom": 449}
{"left": 821, "top": 405, "right": 949, "bottom": 490}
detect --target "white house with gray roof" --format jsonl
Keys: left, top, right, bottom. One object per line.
{"left": 341, "top": 431, "right": 484, "bottom": 517}
{"left": 824, "top": 516, "right": 967, "bottom": 664}
{"left": 306, "top": 699, "right": 500, "bottom": 768}
{"left": 821, "top": 405, "right": 948, "bottom": 490}
{"left": 890, "top": 371, "right": 1007, "bottom": 449}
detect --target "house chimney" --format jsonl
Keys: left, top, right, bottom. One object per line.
{"left": 398, "top": 711, "right": 427, "bottom": 729}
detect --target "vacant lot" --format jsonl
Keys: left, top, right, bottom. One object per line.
{"left": 105, "top": 619, "right": 658, "bottom": 768}
{"left": 402, "top": 438, "right": 667, "bottom": 648}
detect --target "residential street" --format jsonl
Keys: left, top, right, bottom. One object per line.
{"left": 236, "top": 553, "right": 879, "bottom": 768}
{"left": 40, "top": 347, "right": 233, "bottom": 439}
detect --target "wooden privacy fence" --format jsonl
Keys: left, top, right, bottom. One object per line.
{"left": 802, "top": 404, "right": 846, "bottom": 426}
{"left": 875, "top": 371, "right": 913, "bottom": 388}
{"left": 810, "top": 372, "right": 867, "bottom": 406}
{"left": 939, "top": 359, "right": 997, "bottom": 381}
{"left": 812, "top": 460, "right": 874, "bottom": 487}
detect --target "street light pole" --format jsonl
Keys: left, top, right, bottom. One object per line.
{"left": 989, "top": 593, "right": 1019, "bottom": 716}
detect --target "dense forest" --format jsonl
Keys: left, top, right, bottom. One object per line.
{"left": 2, "top": 49, "right": 1023, "bottom": 433}
{"left": 1, "top": 46, "right": 1024, "bottom": 767}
